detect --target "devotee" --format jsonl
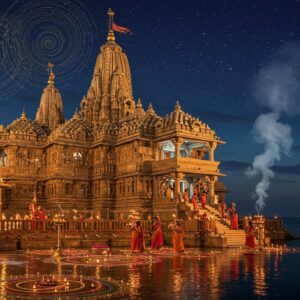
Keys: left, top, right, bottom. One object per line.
{"left": 231, "top": 211, "right": 239, "bottom": 230}
{"left": 130, "top": 221, "right": 145, "bottom": 254}
{"left": 231, "top": 200, "right": 236, "bottom": 212}
{"left": 190, "top": 192, "right": 198, "bottom": 213}
{"left": 183, "top": 188, "right": 189, "bottom": 203}
{"left": 245, "top": 220, "right": 256, "bottom": 249}
{"left": 173, "top": 220, "right": 184, "bottom": 254}
{"left": 201, "top": 191, "right": 207, "bottom": 209}
{"left": 151, "top": 216, "right": 164, "bottom": 250}
{"left": 220, "top": 200, "right": 227, "bottom": 218}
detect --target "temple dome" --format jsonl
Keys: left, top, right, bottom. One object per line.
{"left": 35, "top": 65, "right": 65, "bottom": 130}
{"left": 7, "top": 111, "right": 50, "bottom": 139}
{"left": 50, "top": 111, "right": 93, "bottom": 141}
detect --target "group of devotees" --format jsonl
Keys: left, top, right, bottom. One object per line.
{"left": 130, "top": 216, "right": 184, "bottom": 255}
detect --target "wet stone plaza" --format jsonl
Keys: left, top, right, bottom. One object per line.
{"left": 0, "top": 246, "right": 299, "bottom": 299}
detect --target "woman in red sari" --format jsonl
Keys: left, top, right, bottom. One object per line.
{"left": 245, "top": 220, "right": 255, "bottom": 249}
{"left": 201, "top": 192, "right": 207, "bottom": 209}
{"left": 230, "top": 211, "right": 239, "bottom": 229}
{"left": 190, "top": 193, "right": 198, "bottom": 212}
{"left": 173, "top": 220, "right": 184, "bottom": 254}
{"left": 151, "top": 217, "right": 163, "bottom": 250}
{"left": 130, "top": 221, "right": 145, "bottom": 254}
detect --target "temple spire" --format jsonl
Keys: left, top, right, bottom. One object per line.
{"left": 35, "top": 63, "right": 64, "bottom": 130}
{"left": 47, "top": 62, "right": 55, "bottom": 85}
{"left": 107, "top": 8, "right": 115, "bottom": 41}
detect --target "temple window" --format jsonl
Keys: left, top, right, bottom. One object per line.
{"left": 0, "top": 149, "right": 7, "bottom": 166}
{"left": 159, "top": 140, "right": 175, "bottom": 159}
{"left": 65, "top": 183, "right": 71, "bottom": 195}
{"left": 126, "top": 101, "right": 131, "bottom": 109}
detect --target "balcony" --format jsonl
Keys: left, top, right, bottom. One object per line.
{"left": 151, "top": 157, "right": 222, "bottom": 176}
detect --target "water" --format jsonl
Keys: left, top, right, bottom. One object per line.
{"left": 284, "top": 217, "right": 300, "bottom": 248}
{"left": 0, "top": 246, "right": 299, "bottom": 299}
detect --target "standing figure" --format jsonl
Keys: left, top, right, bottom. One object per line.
{"left": 201, "top": 192, "right": 207, "bottom": 209}
{"left": 231, "top": 200, "right": 236, "bottom": 213}
{"left": 151, "top": 217, "right": 164, "bottom": 250}
{"left": 220, "top": 200, "right": 227, "bottom": 218}
{"left": 190, "top": 192, "right": 198, "bottom": 212}
{"left": 130, "top": 221, "right": 145, "bottom": 254}
{"left": 245, "top": 220, "right": 256, "bottom": 249}
{"left": 183, "top": 188, "right": 189, "bottom": 203}
{"left": 173, "top": 220, "right": 184, "bottom": 254}
{"left": 231, "top": 211, "right": 239, "bottom": 229}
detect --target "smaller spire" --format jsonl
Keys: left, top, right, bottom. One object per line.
{"left": 47, "top": 62, "right": 55, "bottom": 85}
{"left": 107, "top": 8, "right": 116, "bottom": 41}
{"left": 175, "top": 100, "right": 182, "bottom": 112}
{"left": 136, "top": 98, "right": 143, "bottom": 108}
{"left": 21, "top": 109, "right": 27, "bottom": 121}
{"left": 73, "top": 108, "right": 80, "bottom": 120}
{"left": 147, "top": 102, "right": 155, "bottom": 115}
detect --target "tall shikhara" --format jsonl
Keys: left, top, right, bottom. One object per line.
{"left": 0, "top": 9, "right": 225, "bottom": 220}
{"left": 80, "top": 10, "right": 134, "bottom": 124}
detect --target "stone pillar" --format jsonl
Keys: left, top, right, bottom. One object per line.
{"left": 208, "top": 176, "right": 217, "bottom": 205}
{"left": 172, "top": 137, "right": 183, "bottom": 158}
{"left": 209, "top": 142, "right": 217, "bottom": 161}
{"left": 174, "top": 173, "right": 184, "bottom": 203}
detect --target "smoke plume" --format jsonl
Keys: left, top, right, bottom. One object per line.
{"left": 247, "top": 43, "right": 300, "bottom": 213}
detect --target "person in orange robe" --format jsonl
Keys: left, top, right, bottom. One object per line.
{"left": 151, "top": 217, "right": 163, "bottom": 250}
{"left": 190, "top": 192, "right": 198, "bottom": 212}
{"left": 231, "top": 211, "right": 239, "bottom": 229}
{"left": 173, "top": 220, "right": 184, "bottom": 253}
{"left": 201, "top": 192, "right": 207, "bottom": 209}
{"left": 183, "top": 188, "right": 189, "bottom": 203}
{"left": 130, "top": 221, "right": 145, "bottom": 254}
{"left": 245, "top": 220, "right": 256, "bottom": 249}
{"left": 220, "top": 201, "right": 227, "bottom": 218}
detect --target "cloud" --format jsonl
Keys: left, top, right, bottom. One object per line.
{"left": 221, "top": 160, "right": 300, "bottom": 176}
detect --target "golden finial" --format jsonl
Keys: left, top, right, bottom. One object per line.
{"left": 48, "top": 62, "right": 55, "bottom": 84}
{"left": 147, "top": 102, "right": 155, "bottom": 115}
{"left": 107, "top": 8, "right": 115, "bottom": 41}
{"left": 21, "top": 109, "right": 28, "bottom": 121}
{"left": 175, "top": 101, "right": 182, "bottom": 112}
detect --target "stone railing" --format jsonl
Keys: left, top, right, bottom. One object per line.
{"left": 151, "top": 157, "right": 220, "bottom": 175}
{"left": 0, "top": 219, "right": 214, "bottom": 234}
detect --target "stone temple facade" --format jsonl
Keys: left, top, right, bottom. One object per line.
{"left": 0, "top": 28, "right": 226, "bottom": 219}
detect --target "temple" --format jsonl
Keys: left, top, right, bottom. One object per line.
{"left": 0, "top": 10, "right": 226, "bottom": 220}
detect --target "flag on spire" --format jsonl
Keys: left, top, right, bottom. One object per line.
{"left": 112, "top": 22, "right": 131, "bottom": 34}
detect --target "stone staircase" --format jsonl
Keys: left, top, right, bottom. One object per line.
{"left": 186, "top": 203, "right": 246, "bottom": 248}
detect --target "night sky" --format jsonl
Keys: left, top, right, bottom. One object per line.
{"left": 0, "top": 0, "right": 299, "bottom": 216}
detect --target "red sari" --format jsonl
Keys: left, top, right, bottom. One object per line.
{"left": 191, "top": 195, "right": 198, "bottom": 211}
{"left": 151, "top": 221, "right": 163, "bottom": 249}
{"left": 245, "top": 226, "right": 255, "bottom": 249}
{"left": 201, "top": 194, "right": 207, "bottom": 209}
{"left": 131, "top": 225, "right": 145, "bottom": 253}
{"left": 230, "top": 213, "right": 238, "bottom": 229}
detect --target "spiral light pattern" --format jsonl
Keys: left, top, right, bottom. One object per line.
{"left": 0, "top": 0, "right": 99, "bottom": 99}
